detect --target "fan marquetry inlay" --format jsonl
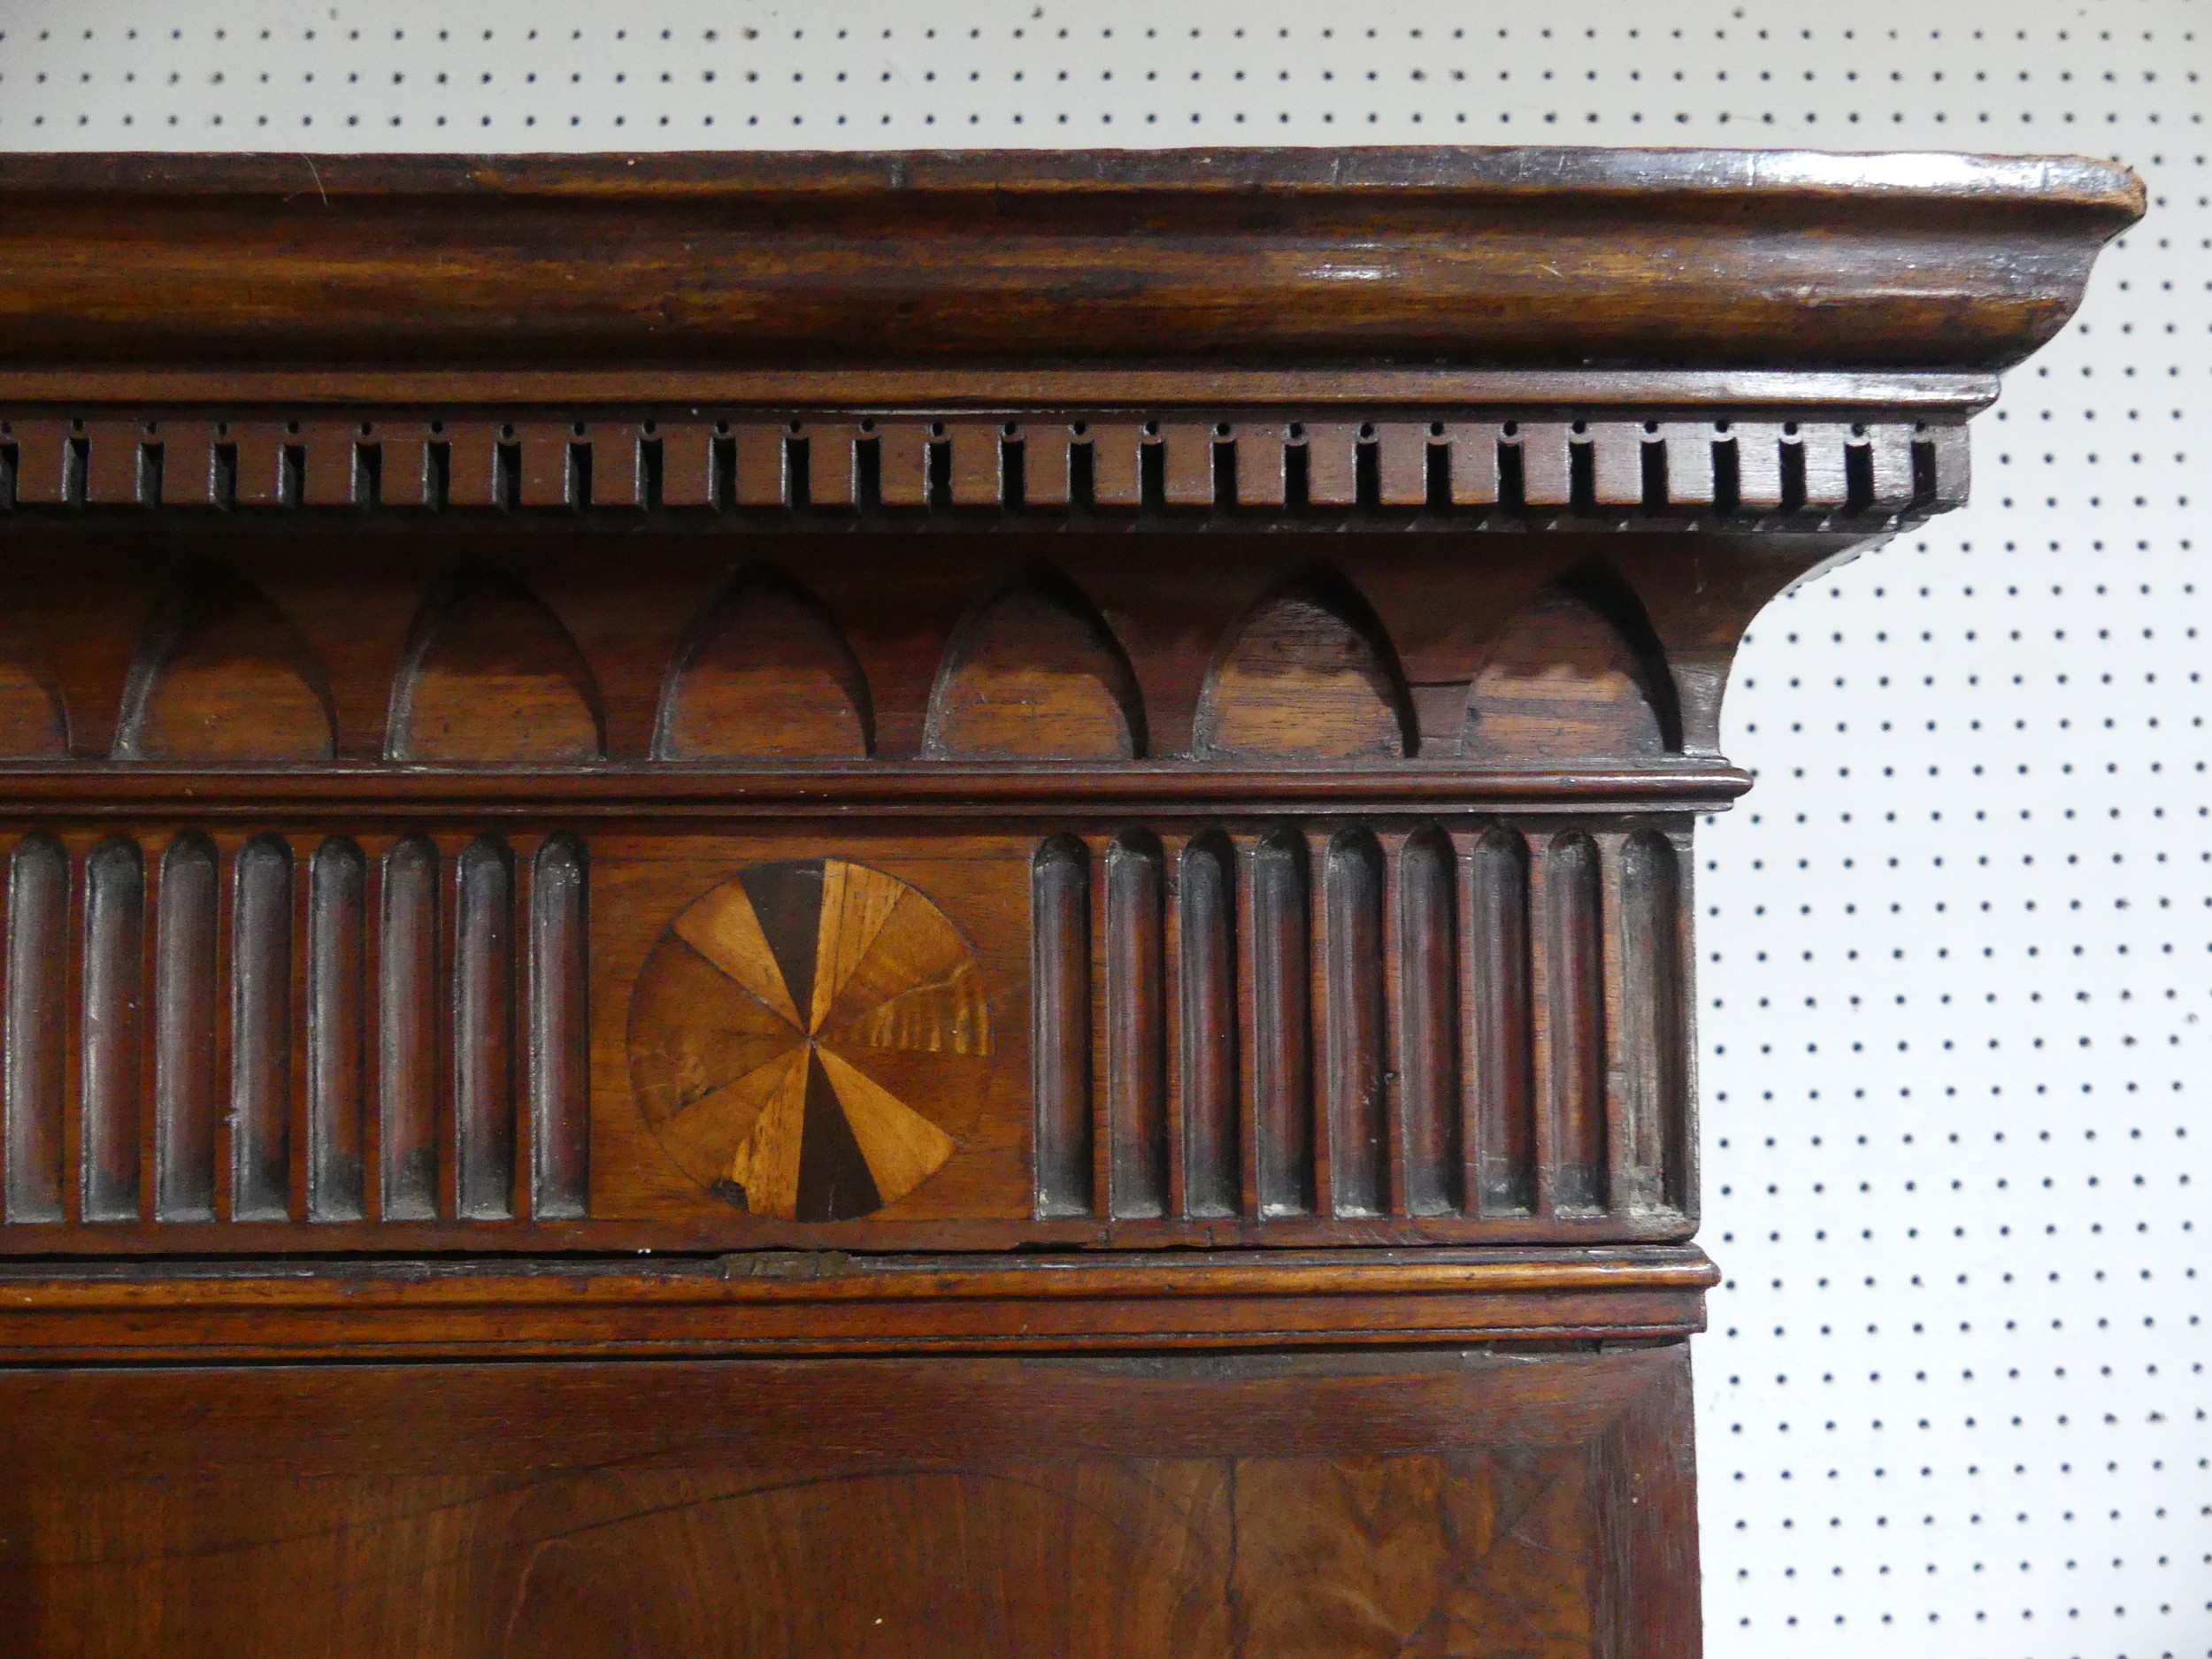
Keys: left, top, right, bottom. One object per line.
{"left": 626, "top": 859, "right": 990, "bottom": 1220}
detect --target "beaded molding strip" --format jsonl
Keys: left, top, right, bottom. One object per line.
{"left": 0, "top": 414, "right": 1967, "bottom": 521}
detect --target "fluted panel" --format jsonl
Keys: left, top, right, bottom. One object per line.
{"left": 0, "top": 827, "right": 589, "bottom": 1237}
{"left": 453, "top": 837, "right": 517, "bottom": 1221}
{"left": 1032, "top": 817, "right": 1691, "bottom": 1233}
{"left": 227, "top": 835, "right": 294, "bottom": 1220}
{"left": 307, "top": 837, "right": 366, "bottom": 1221}
{"left": 1176, "top": 832, "right": 1239, "bottom": 1219}
{"left": 529, "top": 833, "right": 590, "bottom": 1220}
{"left": 1031, "top": 835, "right": 1093, "bottom": 1218}
{"left": 3, "top": 835, "right": 66, "bottom": 1222}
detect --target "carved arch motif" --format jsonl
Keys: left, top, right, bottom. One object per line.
{"left": 0, "top": 634, "right": 68, "bottom": 759}
{"left": 924, "top": 565, "right": 1146, "bottom": 760}
{"left": 655, "top": 566, "right": 872, "bottom": 760}
{"left": 114, "top": 564, "right": 334, "bottom": 762}
{"left": 386, "top": 565, "right": 603, "bottom": 763}
{"left": 1194, "top": 565, "right": 1415, "bottom": 760}
{"left": 1462, "top": 563, "right": 1677, "bottom": 759}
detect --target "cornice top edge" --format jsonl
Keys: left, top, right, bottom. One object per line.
{"left": 0, "top": 146, "right": 2140, "bottom": 380}
{"left": 0, "top": 144, "right": 2147, "bottom": 218}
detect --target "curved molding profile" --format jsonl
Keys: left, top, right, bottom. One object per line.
{"left": 1194, "top": 565, "right": 1416, "bottom": 761}
{"left": 1463, "top": 565, "right": 1679, "bottom": 759}
{"left": 386, "top": 565, "right": 603, "bottom": 763}
{"left": 924, "top": 565, "right": 1146, "bottom": 761}
{"left": 0, "top": 149, "right": 2142, "bottom": 373}
{"left": 114, "top": 565, "right": 334, "bottom": 763}
{"left": 655, "top": 566, "right": 872, "bottom": 761}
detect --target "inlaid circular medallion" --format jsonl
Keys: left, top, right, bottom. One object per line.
{"left": 626, "top": 859, "right": 992, "bottom": 1221}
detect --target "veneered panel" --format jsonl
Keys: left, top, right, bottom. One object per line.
{"left": 0, "top": 1346, "right": 1698, "bottom": 1659}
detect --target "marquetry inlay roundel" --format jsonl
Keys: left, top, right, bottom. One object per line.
{"left": 626, "top": 859, "right": 992, "bottom": 1220}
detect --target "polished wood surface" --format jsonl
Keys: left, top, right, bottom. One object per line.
{"left": 0, "top": 145, "right": 2137, "bottom": 1655}
{"left": 0, "top": 1345, "right": 1696, "bottom": 1659}
{"left": 0, "top": 148, "right": 2139, "bottom": 372}
{"left": 0, "top": 1248, "right": 1716, "bottom": 1362}
{"left": 0, "top": 532, "right": 1808, "bottom": 1254}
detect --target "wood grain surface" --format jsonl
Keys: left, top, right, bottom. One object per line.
{"left": 0, "top": 1342, "right": 1700, "bottom": 1659}
{"left": 0, "top": 531, "right": 1794, "bottom": 1252}
{"left": 0, "top": 530, "right": 1839, "bottom": 764}
{"left": 0, "top": 148, "right": 2139, "bottom": 373}
{"left": 0, "top": 1247, "right": 1717, "bottom": 1361}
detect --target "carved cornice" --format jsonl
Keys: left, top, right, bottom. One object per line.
{"left": 0, "top": 147, "right": 2136, "bottom": 534}
{"left": 0, "top": 409, "right": 1965, "bottom": 527}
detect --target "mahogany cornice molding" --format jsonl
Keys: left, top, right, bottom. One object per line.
{"left": 0, "top": 148, "right": 2139, "bottom": 531}
{"left": 0, "top": 147, "right": 2142, "bottom": 373}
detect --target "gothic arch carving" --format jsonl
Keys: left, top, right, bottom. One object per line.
{"left": 0, "top": 634, "right": 67, "bottom": 759}
{"left": 655, "top": 566, "right": 873, "bottom": 760}
{"left": 923, "top": 565, "right": 1146, "bottom": 760}
{"left": 114, "top": 564, "right": 334, "bottom": 762}
{"left": 386, "top": 565, "right": 603, "bottom": 762}
{"left": 1194, "top": 565, "right": 1415, "bottom": 760}
{"left": 1463, "top": 563, "right": 1677, "bottom": 758}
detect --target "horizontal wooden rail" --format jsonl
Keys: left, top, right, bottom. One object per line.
{"left": 0, "top": 1246, "right": 1717, "bottom": 1359}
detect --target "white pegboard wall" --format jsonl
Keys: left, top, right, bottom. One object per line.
{"left": 0, "top": 4, "right": 2205, "bottom": 1655}
{"left": 0, "top": 0, "right": 2198, "bottom": 147}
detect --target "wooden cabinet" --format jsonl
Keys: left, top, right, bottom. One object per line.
{"left": 0, "top": 147, "right": 2139, "bottom": 1655}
